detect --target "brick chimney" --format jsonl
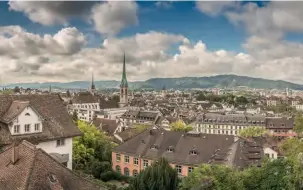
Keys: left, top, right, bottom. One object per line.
{"left": 11, "top": 142, "right": 19, "bottom": 164}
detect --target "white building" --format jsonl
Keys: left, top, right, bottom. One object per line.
{"left": 0, "top": 95, "right": 82, "bottom": 170}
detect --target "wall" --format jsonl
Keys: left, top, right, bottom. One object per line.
{"left": 112, "top": 152, "right": 194, "bottom": 177}
{"left": 10, "top": 106, "right": 42, "bottom": 135}
{"left": 264, "top": 147, "right": 278, "bottom": 159}
{"left": 37, "top": 137, "right": 73, "bottom": 169}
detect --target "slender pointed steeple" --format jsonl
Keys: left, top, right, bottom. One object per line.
{"left": 90, "top": 72, "right": 95, "bottom": 94}
{"left": 119, "top": 53, "right": 128, "bottom": 107}
{"left": 120, "top": 53, "right": 128, "bottom": 88}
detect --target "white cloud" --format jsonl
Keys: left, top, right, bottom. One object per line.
{"left": 8, "top": 1, "right": 138, "bottom": 36}
{"left": 3, "top": 25, "right": 303, "bottom": 85}
{"left": 90, "top": 1, "right": 138, "bottom": 36}
{"left": 8, "top": 1, "right": 96, "bottom": 26}
{"left": 196, "top": 1, "right": 237, "bottom": 16}
{"left": 155, "top": 1, "right": 173, "bottom": 9}
{"left": 225, "top": 2, "right": 303, "bottom": 39}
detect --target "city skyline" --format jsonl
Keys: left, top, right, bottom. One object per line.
{"left": 1, "top": 1, "right": 303, "bottom": 84}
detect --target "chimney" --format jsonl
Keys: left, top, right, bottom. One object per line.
{"left": 11, "top": 142, "right": 19, "bottom": 164}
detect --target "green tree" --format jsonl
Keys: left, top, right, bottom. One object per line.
{"left": 73, "top": 121, "right": 117, "bottom": 178}
{"left": 235, "top": 96, "right": 248, "bottom": 106}
{"left": 196, "top": 93, "right": 206, "bottom": 101}
{"left": 130, "top": 158, "right": 178, "bottom": 190}
{"left": 294, "top": 114, "right": 303, "bottom": 134}
{"left": 72, "top": 110, "right": 78, "bottom": 122}
{"left": 180, "top": 164, "right": 243, "bottom": 190}
{"left": 170, "top": 120, "right": 193, "bottom": 132}
{"left": 279, "top": 137, "right": 303, "bottom": 188}
{"left": 239, "top": 126, "right": 265, "bottom": 138}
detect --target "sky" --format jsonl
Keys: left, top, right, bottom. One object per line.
{"left": 1, "top": 1, "right": 303, "bottom": 84}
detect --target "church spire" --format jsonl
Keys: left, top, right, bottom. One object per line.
{"left": 120, "top": 52, "right": 128, "bottom": 88}
{"left": 90, "top": 72, "right": 95, "bottom": 94}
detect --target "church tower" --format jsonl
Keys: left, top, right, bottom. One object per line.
{"left": 162, "top": 85, "right": 166, "bottom": 98}
{"left": 90, "top": 73, "right": 96, "bottom": 95}
{"left": 119, "top": 53, "right": 128, "bottom": 107}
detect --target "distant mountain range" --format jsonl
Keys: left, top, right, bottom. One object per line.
{"left": 2, "top": 75, "right": 303, "bottom": 90}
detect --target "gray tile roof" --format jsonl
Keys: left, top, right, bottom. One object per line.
{"left": 114, "top": 129, "right": 257, "bottom": 166}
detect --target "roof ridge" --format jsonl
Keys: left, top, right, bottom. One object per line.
{"left": 24, "top": 147, "right": 38, "bottom": 190}
{"left": 35, "top": 147, "right": 107, "bottom": 189}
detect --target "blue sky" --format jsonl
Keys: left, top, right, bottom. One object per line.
{"left": 1, "top": 1, "right": 303, "bottom": 84}
{"left": 0, "top": 1, "right": 247, "bottom": 51}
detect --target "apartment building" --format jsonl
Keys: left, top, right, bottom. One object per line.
{"left": 112, "top": 129, "right": 264, "bottom": 177}
{"left": 194, "top": 113, "right": 265, "bottom": 136}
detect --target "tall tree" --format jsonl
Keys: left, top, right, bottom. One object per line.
{"left": 73, "top": 121, "right": 117, "bottom": 177}
{"left": 239, "top": 126, "right": 265, "bottom": 138}
{"left": 180, "top": 164, "right": 243, "bottom": 190}
{"left": 72, "top": 110, "right": 78, "bottom": 122}
{"left": 130, "top": 158, "right": 178, "bottom": 190}
{"left": 294, "top": 114, "right": 303, "bottom": 134}
{"left": 170, "top": 120, "right": 193, "bottom": 132}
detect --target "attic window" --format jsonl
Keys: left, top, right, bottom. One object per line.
{"left": 166, "top": 147, "right": 174, "bottom": 152}
{"left": 281, "top": 124, "right": 285, "bottom": 127}
{"left": 150, "top": 144, "right": 158, "bottom": 150}
{"left": 25, "top": 113, "right": 30, "bottom": 116}
{"left": 189, "top": 150, "right": 198, "bottom": 155}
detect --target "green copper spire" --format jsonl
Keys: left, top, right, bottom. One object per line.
{"left": 120, "top": 53, "right": 128, "bottom": 88}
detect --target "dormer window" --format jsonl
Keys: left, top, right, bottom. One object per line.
{"left": 150, "top": 144, "right": 158, "bottom": 150}
{"left": 189, "top": 150, "right": 198, "bottom": 155}
{"left": 25, "top": 113, "right": 30, "bottom": 116}
{"left": 166, "top": 146, "right": 174, "bottom": 152}
{"left": 281, "top": 124, "right": 285, "bottom": 127}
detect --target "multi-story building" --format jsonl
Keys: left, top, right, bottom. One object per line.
{"left": 266, "top": 96, "right": 280, "bottom": 106}
{"left": 194, "top": 113, "right": 265, "bottom": 136}
{"left": 68, "top": 92, "right": 100, "bottom": 122}
{"left": 112, "top": 129, "right": 264, "bottom": 177}
{"left": 120, "top": 109, "right": 161, "bottom": 125}
{"left": 265, "top": 117, "right": 296, "bottom": 137}
{"left": 0, "top": 95, "right": 81, "bottom": 169}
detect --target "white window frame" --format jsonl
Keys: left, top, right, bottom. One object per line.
{"left": 116, "top": 153, "right": 121, "bottom": 162}
{"left": 34, "top": 123, "right": 40, "bottom": 131}
{"left": 56, "top": 139, "right": 65, "bottom": 147}
{"left": 14, "top": 125, "right": 20, "bottom": 134}
{"left": 176, "top": 165, "right": 182, "bottom": 175}
{"left": 24, "top": 124, "right": 30, "bottom": 133}
{"left": 134, "top": 157, "right": 139, "bottom": 165}
{"left": 124, "top": 155, "right": 129, "bottom": 163}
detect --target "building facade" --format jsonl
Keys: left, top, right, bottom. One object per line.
{"left": 194, "top": 113, "right": 265, "bottom": 136}
{"left": 0, "top": 95, "right": 81, "bottom": 169}
{"left": 112, "top": 129, "right": 264, "bottom": 177}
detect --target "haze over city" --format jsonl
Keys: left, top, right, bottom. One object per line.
{"left": 1, "top": 1, "right": 303, "bottom": 84}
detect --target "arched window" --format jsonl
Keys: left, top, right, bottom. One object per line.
{"left": 133, "top": 169, "right": 138, "bottom": 177}
{"left": 150, "top": 144, "right": 158, "bottom": 150}
{"left": 189, "top": 150, "right": 198, "bottom": 155}
{"left": 25, "top": 113, "right": 30, "bottom": 116}
{"left": 124, "top": 167, "right": 130, "bottom": 176}
{"left": 116, "top": 165, "right": 121, "bottom": 173}
{"left": 166, "top": 146, "right": 174, "bottom": 152}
